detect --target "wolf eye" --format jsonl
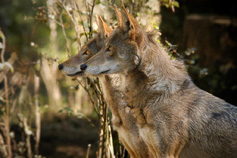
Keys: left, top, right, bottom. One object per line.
{"left": 106, "top": 46, "right": 112, "bottom": 52}
{"left": 83, "top": 50, "right": 89, "bottom": 55}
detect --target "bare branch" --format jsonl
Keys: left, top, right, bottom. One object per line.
{"left": 0, "top": 28, "right": 6, "bottom": 63}
{"left": 59, "top": 12, "right": 71, "bottom": 57}
{"left": 34, "top": 74, "right": 41, "bottom": 154}
{"left": 0, "top": 28, "right": 12, "bottom": 158}
{"left": 60, "top": 0, "right": 81, "bottom": 48}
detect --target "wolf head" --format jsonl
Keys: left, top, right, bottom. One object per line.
{"left": 81, "top": 6, "right": 144, "bottom": 76}
{"left": 58, "top": 16, "right": 112, "bottom": 77}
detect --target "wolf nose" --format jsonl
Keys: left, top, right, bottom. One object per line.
{"left": 80, "top": 64, "right": 87, "bottom": 71}
{"left": 58, "top": 64, "right": 64, "bottom": 70}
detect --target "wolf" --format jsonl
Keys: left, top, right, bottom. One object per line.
{"left": 58, "top": 16, "right": 151, "bottom": 158}
{"left": 80, "top": 7, "right": 237, "bottom": 158}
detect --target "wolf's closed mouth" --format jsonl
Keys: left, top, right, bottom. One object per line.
{"left": 67, "top": 71, "right": 84, "bottom": 76}
{"left": 100, "top": 69, "right": 110, "bottom": 74}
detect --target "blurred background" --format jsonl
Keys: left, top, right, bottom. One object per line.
{"left": 0, "top": 0, "right": 236, "bottom": 158}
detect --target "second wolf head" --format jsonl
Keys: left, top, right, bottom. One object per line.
{"left": 58, "top": 16, "right": 112, "bottom": 77}
{"left": 80, "top": 7, "right": 144, "bottom": 76}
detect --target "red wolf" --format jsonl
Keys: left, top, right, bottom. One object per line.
{"left": 58, "top": 16, "right": 151, "bottom": 158}
{"left": 81, "top": 7, "right": 237, "bottom": 158}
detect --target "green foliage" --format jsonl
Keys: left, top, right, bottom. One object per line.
{"left": 160, "top": 0, "right": 179, "bottom": 12}
{"left": 164, "top": 40, "right": 209, "bottom": 78}
{"left": 58, "top": 107, "right": 74, "bottom": 116}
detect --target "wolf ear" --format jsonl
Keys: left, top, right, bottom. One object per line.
{"left": 96, "top": 16, "right": 112, "bottom": 38}
{"left": 119, "top": 6, "right": 143, "bottom": 46}
{"left": 114, "top": 5, "right": 122, "bottom": 27}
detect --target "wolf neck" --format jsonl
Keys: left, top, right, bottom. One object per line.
{"left": 99, "top": 74, "right": 127, "bottom": 127}
{"left": 121, "top": 38, "right": 190, "bottom": 107}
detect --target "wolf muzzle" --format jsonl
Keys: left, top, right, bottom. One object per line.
{"left": 80, "top": 64, "right": 87, "bottom": 70}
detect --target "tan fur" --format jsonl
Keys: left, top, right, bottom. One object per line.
{"left": 82, "top": 7, "right": 237, "bottom": 158}
{"left": 59, "top": 16, "right": 151, "bottom": 158}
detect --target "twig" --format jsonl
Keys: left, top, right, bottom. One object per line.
{"left": 76, "top": 79, "right": 94, "bottom": 104}
{"left": 86, "top": 144, "right": 91, "bottom": 158}
{"left": 100, "top": 102, "right": 108, "bottom": 158}
{"left": 34, "top": 74, "right": 41, "bottom": 154}
{"left": 59, "top": 12, "right": 71, "bottom": 57}
{"left": 70, "top": 0, "right": 82, "bottom": 48}
{"left": 75, "top": 2, "right": 88, "bottom": 41}
{"left": 0, "top": 29, "right": 6, "bottom": 63}
{"left": 107, "top": 124, "right": 114, "bottom": 157}
{"left": 87, "top": 0, "right": 96, "bottom": 38}
{"left": 60, "top": 0, "right": 81, "bottom": 48}
{"left": 4, "top": 70, "right": 11, "bottom": 158}
{"left": 0, "top": 28, "right": 12, "bottom": 158}
{"left": 17, "top": 114, "right": 33, "bottom": 158}
{"left": 0, "top": 133, "right": 7, "bottom": 157}
{"left": 26, "top": 134, "right": 32, "bottom": 158}
{"left": 76, "top": 78, "right": 100, "bottom": 118}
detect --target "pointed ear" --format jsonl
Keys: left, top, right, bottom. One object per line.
{"left": 99, "top": 17, "right": 112, "bottom": 38}
{"left": 96, "top": 15, "right": 103, "bottom": 34}
{"left": 120, "top": 7, "right": 143, "bottom": 46}
{"left": 96, "top": 15, "right": 112, "bottom": 38}
{"left": 114, "top": 5, "right": 122, "bottom": 26}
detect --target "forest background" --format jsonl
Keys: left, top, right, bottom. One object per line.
{"left": 0, "top": 0, "right": 236, "bottom": 157}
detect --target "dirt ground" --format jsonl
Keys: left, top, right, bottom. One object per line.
{"left": 39, "top": 116, "right": 99, "bottom": 158}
